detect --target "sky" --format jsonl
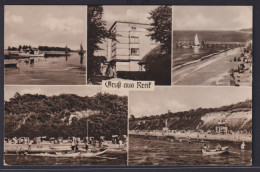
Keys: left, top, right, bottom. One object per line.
{"left": 94, "top": 5, "right": 159, "bottom": 56}
{"left": 129, "top": 87, "right": 252, "bottom": 118}
{"left": 4, "top": 5, "right": 87, "bottom": 50}
{"left": 174, "top": 6, "right": 252, "bottom": 30}
{"left": 4, "top": 86, "right": 128, "bottom": 101}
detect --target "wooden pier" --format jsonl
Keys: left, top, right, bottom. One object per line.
{"left": 175, "top": 40, "right": 245, "bottom": 49}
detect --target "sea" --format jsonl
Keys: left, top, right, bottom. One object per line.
{"left": 4, "top": 52, "right": 86, "bottom": 85}
{"left": 173, "top": 30, "right": 252, "bottom": 67}
{"left": 128, "top": 135, "right": 252, "bottom": 166}
{"left": 4, "top": 151, "right": 127, "bottom": 166}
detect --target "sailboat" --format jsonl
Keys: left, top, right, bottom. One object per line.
{"left": 193, "top": 33, "right": 200, "bottom": 47}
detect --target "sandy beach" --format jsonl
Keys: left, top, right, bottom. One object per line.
{"left": 172, "top": 47, "right": 250, "bottom": 86}
{"left": 129, "top": 130, "right": 252, "bottom": 143}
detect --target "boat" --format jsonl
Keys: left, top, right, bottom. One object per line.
{"left": 6, "top": 52, "right": 30, "bottom": 59}
{"left": 4, "top": 160, "right": 8, "bottom": 166}
{"left": 194, "top": 33, "right": 200, "bottom": 45}
{"left": 79, "top": 148, "right": 107, "bottom": 157}
{"left": 4, "top": 59, "right": 18, "bottom": 68}
{"left": 182, "top": 43, "right": 192, "bottom": 48}
{"left": 202, "top": 146, "right": 228, "bottom": 155}
{"left": 29, "top": 50, "right": 45, "bottom": 57}
{"left": 26, "top": 151, "right": 81, "bottom": 158}
{"left": 15, "top": 148, "right": 107, "bottom": 158}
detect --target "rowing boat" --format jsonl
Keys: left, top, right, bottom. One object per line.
{"left": 202, "top": 147, "right": 228, "bottom": 155}
{"left": 10, "top": 148, "right": 107, "bottom": 158}
{"left": 79, "top": 148, "right": 107, "bottom": 157}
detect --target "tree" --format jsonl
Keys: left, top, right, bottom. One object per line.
{"left": 87, "top": 6, "right": 116, "bottom": 79}
{"left": 142, "top": 6, "right": 172, "bottom": 85}
{"left": 142, "top": 45, "right": 171, "bottom": 85}
{"left": 147, "top": 5, "right": 172, "bottom": 53}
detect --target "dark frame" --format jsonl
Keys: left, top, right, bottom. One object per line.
{"left": 0, "top": 0, "right": 259, "bottom": 171}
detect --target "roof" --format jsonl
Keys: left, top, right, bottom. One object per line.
{"left": 109, "top": 21, "right": 150, "bottom": 32}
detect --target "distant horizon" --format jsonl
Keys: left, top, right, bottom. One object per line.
{"left": 173, "top": 28, "right": 252, "bottom": 32}
{"left": 5, "top": 44, "right": 83, "bottom": 51}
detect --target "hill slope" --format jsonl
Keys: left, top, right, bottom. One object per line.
{"left": 5, "top": 93, "right": 128, "bottom": 139}
{"left": 129, "top": 100, "right": 251, "bottom": 132}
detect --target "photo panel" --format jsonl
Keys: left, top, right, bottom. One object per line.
{"left": 4, "top": 86, "right": 128, "bottom": 165}
{"left": 172, "top": 6, "right": 252, "bottom": 86}
{"left": 4, "top": 5, "right": 87, "bottom": 85}
{"left": 87, "top": 5, "right": 172, "bottom": 86}
{"left": 128, "top": 86, "right": 252, "bottom": 166}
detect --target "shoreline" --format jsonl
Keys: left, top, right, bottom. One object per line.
{"left": 4, "top": 140, "right": 127, "bottom": 154}
{"left": 172, "top": 48, "right": 230, "bottom": 71}
{"left": 129, "top": 130, "right": 252, "bottom": 143}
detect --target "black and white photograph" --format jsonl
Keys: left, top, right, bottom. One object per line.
{"left": 87, "top": 5, "right": 172, "bottom": 85}
{"left": 4, "top": 86, "right": 128, "bottom": 165}
{"left": 129, "top": 87, "right": 252, "bottom": 166}
{"left": 172, "top": 6, "right": 252, "bottom": 86}
{"left": 4, "top": 6, "right": 86, "bottom": 85}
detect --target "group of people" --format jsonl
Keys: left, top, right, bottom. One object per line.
{"left": 230, "top": 43, "right": 252, "bottom": 86}
{"left": 202, "top": 141, "right": 247, "bottom": 151}
{"left": 70, "top": 138, "right": 105, "bottom": 152}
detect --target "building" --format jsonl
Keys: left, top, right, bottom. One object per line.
{"left": 215, "top": 120, "right": 228, "bottom": 134}
{"left": 162, "top": 119, "right": 169, "bottom": 131}
{"left": 106, "top": 21, "right": 159, "bottom": 77}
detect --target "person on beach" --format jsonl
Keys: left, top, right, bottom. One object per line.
{"left": 241, "top": 142, "right": 246, "bottom": 150}
{"left": 71, "top": 140, "right": 75, "bottom": 151}
{"left": 28, "top": 141, "right": 32, "bottom": 151}
{"left": 123, "top": 140, "right": 127, "bottom": 149}
{"left": 119, "top": 140, "right": 123, "bottom": 149}
{"left": 216, "top": 143, "right": 222, "bottom": 150}
{"left": 75, "top": 139, "right": 79, "bottom": 151}
{"left": 203, "top": 144, "right": 207, "bottom": 150}
{"left": 98, "top": 140, "right": 102, "bottom": 148}
{"left": 85, "top": 142, "right": 89, "bottom": 152}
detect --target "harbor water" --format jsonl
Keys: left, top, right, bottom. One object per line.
{"left": 4, "top": 151, "right": 127, "bottom": 165}
{"left": 173, "top": 30, "right": 252, "bottom": 67}
{"left": 4, "top": 52, "right": 86, "bottom": 85}
{"left": 128, "top": 135, "right": 252, "bottom": 166}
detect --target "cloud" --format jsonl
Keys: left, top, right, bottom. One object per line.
{"left": 5, "top": 12, "right": 24, "bottom": 24}
{"left": 232, "top": 12, "right": 252, "bottom": 29}
{"left": 131, "top": 98, "right": 188, "bottom": 118}
{"left": 103, "top": 6, "right": 155, "bottom": 28}
{"left": 41, "top": 16, "right": 84, "bottom": 35}
{"left": 175, "top": 13, "right": 217, "bottom": 30}
{"left": 174, "top": 6, "right": 252, "bottom": 30}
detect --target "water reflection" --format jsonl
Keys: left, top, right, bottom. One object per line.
{"left": 129, "top": 135, "right": 252, "bottom": 166}
{"left": 5, "top": 52, "right": 86, "bottom": 85}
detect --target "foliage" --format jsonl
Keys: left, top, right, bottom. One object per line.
{"left": 141, "top": 45, "right": 171, "bottom": 85}
{"left": 38, "top": 46, "right": 71, "bottom": 51}
{"left": 87, "top": 6, "right": 116, "bottom": 79}
{"left": 147, "top": 5, "right": 172, "bottom": 53}
{"left": 5, "top": 93, "right": 128, "bottom": 140}
{"left": 130, "top": 100, "right": 252, "bottom": 131}
{"left": 141, "top": 6, "right": 172, "bottom": 85}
